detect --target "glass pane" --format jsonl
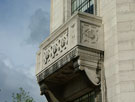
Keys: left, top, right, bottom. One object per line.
{"left": 89, "top": 92, "right": 95, "bottom": 102}
{"left": 74, "top": 1, "right": 77, "bottom": 11}
{"left": 74, "top": 99, "right": 79, "bottom": 102}
{"left": 84, "top": 4, "right": 87, "bottom": 12}
{"left": 79, "top": 0, "right": 82, "bottom": 4}
{"left": 90, "top": 0, "right": 94, "bottom": 6}
{"left": 81, "top": 94, "right": 89, "bottom": 102}
{"left": 77, "top": 0, "right": 80, "bottom": 8}
{"left": 73, "top": 91, "right": 97, "bottom": 102}
{"left": 72, "top": 1, "right": 74, "bottom": 12}
{"left": 71, "top": 0, "right": 95, "bottom": 14}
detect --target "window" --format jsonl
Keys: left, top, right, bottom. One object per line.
{"left": 73, "top": 91, "right": 96, "bottom": 102}
{"left": 71, "top": 0, "right": 96, "bottom": 15}
{"left": 73, "top": 89, "right": 102, "bottom": 102}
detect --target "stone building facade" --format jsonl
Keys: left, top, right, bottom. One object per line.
{"left": 36, "top": 0, "right": 135, "bottom": 102}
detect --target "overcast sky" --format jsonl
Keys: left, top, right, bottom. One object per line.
{"left": 0, "top": 0, "right": 50, "bottom": 102}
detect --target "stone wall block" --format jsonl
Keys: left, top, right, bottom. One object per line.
{"left": 119, "top": 60, "right": 134, "bottom": 71}
{"left": 118, "top": 41, "right": 134, "bottom": 51}
{"left": 117, "top": 21, "right": 131, "bottom": 32}
{"left": 120, "top": 92, "right": 135, "bottom": 102}
{"left": 117, "top": 3, "right": 130, "bottom": 13}
{"left": 119, "top": 71, "right": 135, "bottom": 82}
{"left": 119, "top": 81, "right": 135, "bottom": 93}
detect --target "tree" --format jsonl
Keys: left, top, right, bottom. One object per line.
{"left": 12, "top": 88, "right": 35, "bottom": 102}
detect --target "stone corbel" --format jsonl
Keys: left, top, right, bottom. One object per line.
{"left": 40, "top": 83, "right": 59, "bottom": 102}
{"left": 84, "top": 66, "right": 100, "bottom": 86}
{"left": 78, "top": 64, "right": 100, "bottom": 86}
{"left": 76, "top": 53, "right": 103, "bottom": 86}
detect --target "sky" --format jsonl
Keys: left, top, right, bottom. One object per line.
{"left": 0, "top": 0, "right": 50, "bottom": 102}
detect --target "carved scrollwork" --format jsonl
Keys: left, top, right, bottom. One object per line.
{"left": 43, "top": 30, "right": 68, "bottom": 65}
{"left": 61, "top": 38, "right": 65, "bottom": 48}
{"left": 53, "top": 45, "right": 57, "bottom": 54}
{"left": 43, "top": 50, "right": 49, "bottom": 64}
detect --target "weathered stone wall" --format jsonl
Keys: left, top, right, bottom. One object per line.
{"left": 100, "top": 0, "right": 135, "bottom": 102}
{"left": 116, "top": 0, "right": 135, "bottom": 102}
{"left": 50, "top": 0, "right": 71, "bottom": 33}
{"left": 50, "top": 0, "right": 64, "bottom": 33}
{"left": 64, "top": 0, "right": 71, "bottom": 22}
{"left": 100, "top": 0, "right": 119, "bottom": 101}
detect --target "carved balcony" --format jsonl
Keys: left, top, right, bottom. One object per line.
{"left": 36, "top": 12, "right": 104, "bottom": 102}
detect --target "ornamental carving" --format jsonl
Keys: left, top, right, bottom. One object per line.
{"left": 43, "top": 30, "right": 68, "bottom": 65}
{"left": 37, "top": 48, "right": 78, "bottom": 82}
{"left": 81, "top": 22, "right": 99, "bottom": 46}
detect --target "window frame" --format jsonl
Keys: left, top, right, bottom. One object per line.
{"left": 73, "top": 90, "right": 96, "bottom": 102}
{"left": 71, "top": 0, "right": 97, "bottom": 15}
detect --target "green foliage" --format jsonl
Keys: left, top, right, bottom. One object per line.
{"left": 12, "top": 88, "right": 35, "bottom": 102}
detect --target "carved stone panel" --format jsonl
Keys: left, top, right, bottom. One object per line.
{"left": 81, "top": 22, "right": 99, "bottom": 48}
